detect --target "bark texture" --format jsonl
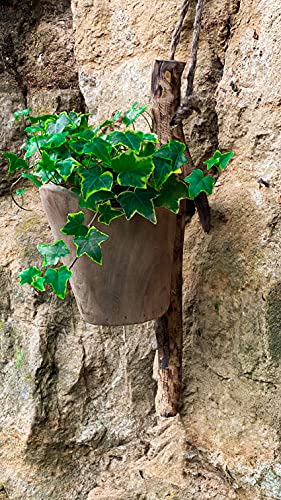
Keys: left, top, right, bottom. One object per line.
{"left": 1, "top": 0, "right": 281, "bottom": 498}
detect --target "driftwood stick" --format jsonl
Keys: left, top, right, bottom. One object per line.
{"left": 152, "top": 58, "right": 210, "bottom": 417}
{"left": 151, "top": 60, "right": 192, "bottom": 417}
{"left": 170, "top": 0, "right": 210, "bottom": 232}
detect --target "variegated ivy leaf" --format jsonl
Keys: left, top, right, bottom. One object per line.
{"left": 37, "top": 240, "right": 70, "bottom": 266}
{"left": 74, "top": 227, "right": 109, "bottom": 265}
{"left": 37, "top": 151, "right": 56, "bottom": 172}
{"left": 56, "top": 158, "right": 79, "bottom": 181}
{"left": 153, "top": 140, "right": 187, "bottom": 171}
{"left": 83, "top": 137, "right": 113, "bottom": 166}
{"left": 48, "top": 133, "right": 68, "bottom": 148}
{"left": 154, "top": 174, "right": 189, "bottom": 213}
{"left": 108, "top": 130, "right": 157, "bottom": 153}
{"left": 61, "top": 212, "right": 88, "bottom": 237}
{"left": 152, "top": 156, "right": 181, "bottom": 189}
{"left": 32, "top": 276, "right": 46, "bottom": 291}
{"left": 46, "top": 113, "right": 70, "bottom": 135}
{"left": 28, "top": 114, "right": 56, "bottom": 125}
{"left": 45, "top": 266, "right": 72, "bottom": 299}
{"left": 111, "top": 151, "right": 154, "bottom": 189}
{"left": 80, "top": 167, "right": 113, "bottom": 201}
{"left": 117, "top": 187, "right": 157, "bottom": 224}
{"left": 98, "top": 202, "right": 124, "bottom": 225}
{"left": 79, "top": 190, "right": 115, "bottom": 211}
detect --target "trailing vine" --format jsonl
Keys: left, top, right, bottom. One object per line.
{"left": 2, "top": 105, "right": 233, "bottom": 299}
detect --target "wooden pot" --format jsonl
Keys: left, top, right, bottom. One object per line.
{"left": 39, "top": 184, "right": 176, "bottom": 326}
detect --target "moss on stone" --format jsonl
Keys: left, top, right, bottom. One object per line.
{"left": 267, "top": 283, "right": 281, "bottom": 361}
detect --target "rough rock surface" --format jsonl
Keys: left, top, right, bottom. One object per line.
{"left": 0, "top": 0, "right": 281, "bottom": 498}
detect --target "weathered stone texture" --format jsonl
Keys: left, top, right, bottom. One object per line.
{"left": 0, "top": 0, "right": 281, "bottom": 498}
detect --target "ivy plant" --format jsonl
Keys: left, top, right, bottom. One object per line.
{"left": 2, "top": 104, "right": 234, "bottom": 299}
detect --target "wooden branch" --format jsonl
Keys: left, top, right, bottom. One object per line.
{"left": 151, "top": 60, "right": 192, "bottom": 417}
{"left": 169, "top": 0, "right": 210, "bottom": 233}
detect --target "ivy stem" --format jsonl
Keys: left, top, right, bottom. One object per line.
{"left": 68, "top": 211, "right": 98, "bottom": 271}
{"left": 141, "top": 111, "right": 153, "bottom": 132}
{"left": 10, "top": 177, "right": 32, "bottom": 212}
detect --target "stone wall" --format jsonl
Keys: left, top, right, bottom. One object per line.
{"left": 0, "top": 0, "right": 281, "bottom": 498}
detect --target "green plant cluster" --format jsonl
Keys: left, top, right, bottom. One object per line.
{"left": 2, "top": 104, "right": 234, "bottom": 299}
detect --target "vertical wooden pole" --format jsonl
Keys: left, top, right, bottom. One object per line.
{"left": 151, "top": 60, "right": 210, "bottom": 417}
{"left": 151, "top": 60, "right": 190, "bottom": 417}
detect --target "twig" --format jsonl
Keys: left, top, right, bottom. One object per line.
{"left": 169, "top": 0, "right": 191, "bottom": 60}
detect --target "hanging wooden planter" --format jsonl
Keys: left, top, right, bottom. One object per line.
{"left": 39, "top": 184, "right": 176, "bottom": 326}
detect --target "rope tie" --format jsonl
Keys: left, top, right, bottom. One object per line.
{"left": 169, "top": 0, "right": 205, "bottom": 125}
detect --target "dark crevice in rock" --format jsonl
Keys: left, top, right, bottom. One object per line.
{"left": 0, "top": 0, "right": 86, "bottom": 195}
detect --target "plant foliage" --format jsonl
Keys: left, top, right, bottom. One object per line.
{"left": 2, "top": 105, "right": 234, "bottom": 299}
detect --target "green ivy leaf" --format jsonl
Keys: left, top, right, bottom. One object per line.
{"left": 79, "top": 190, "right": 115, "bottom": 210}
{"left": 37, "top": 240, "right": 70, "bottom": 266}
{"left": 29, "top": 114, "right": 56, "bottom": 125}
{"left": 74, "top": 227, "right": 109, "bottom": 265}
{"left": 45, "top": 133, "right": 67, "bottom": 148}
{"left": 80, "top": 168, "right": 113, "bottom": 201}
{"left": 68, "top": 111, "right": 90, "bottom": 128}
{"left": 204, "top": 150, "right": 234, "bottom": 171}
{"left": 56, "top": 158, "right": 78, "bottom": 181}
{"left": 152, "top": 156, "right": 180, "bottom": 189}
{"left": 45, "top": 266, "right": 72, "bottom": 299}
{"left": 23, "top": 136, "right": 49, "bottom": 159}
{"left": 69, "top": 140, "right": 86, "bottom": 154}
{"left": 15, "top": 188, "right": 27, "bottom": 196}
{"left": 2, "top": 152, "right": 29, "bottom": 173}
{"left": 24, "top": 124, "right": 44, "bottom": 134}
{"left": 23, "top": 141, "right": 39, "bottom": 159}
{"left": 46, "top": 113, "right": 70, "bottom": 134}
{"left": 73, "top": 128, "right": 96, "bottom": 142}
{"left": 83, "top": 137, "right": 112, "bottom": 166}
{"left": 108, "top": 131, "right": 157, "bottom": 153}
{"left": 153, "top": 140, "right": 187, "bottom": 170}
{"left": 32, "top": 276, "right": 46, "bottom": 291}
{"left": 98, "top": 202, "right": 124, "bottom": 225}
{"left": 111, "top": 151, "right": 154, "bottom": 189}
{"left": 184, "top": 169, "right": 215, "bottom": 199}
{"left": 61, "top": 212, "right": 88, "bottom": 237}
{"left": 139, "top": 141, "right": 156, "bottom": 158}
{"left": 18, "top": 266, "right": 41, "bottom": 285}
{"left": 108, "top": 131, "right": 142, "bottom": 152}
{"left": 117, "top": 187, "right": 157, "bottom": 223}
{"left": 123, "top": 102, "right": 148, "bottom": 126}
{"left": 14, "top": 108, "right": 32, "bottom": 121}
{"left": 38, "top": 151, "right": 56, "bottom": 172}
{"left": 21, "top": 173, "right": 43, "bottom": 187}
{"left": 154, "top": 174, "right": 189, "bottom": 213}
